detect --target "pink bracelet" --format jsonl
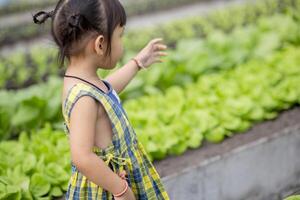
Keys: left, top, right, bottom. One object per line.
{"left": 131, "top": 58, "right": 146, "bottom": 70}
{"left": 113, "top": 180, "right": 128, "bottom": 197}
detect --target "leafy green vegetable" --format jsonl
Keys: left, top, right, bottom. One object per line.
{"left": 123, "top": 46, "right": 300, "bottom": 160}
{"left": 284, "top": 195, "right": 300, "bottom": 200}
{"left": 0, "top": 123, "right": 70, "bottom": 199}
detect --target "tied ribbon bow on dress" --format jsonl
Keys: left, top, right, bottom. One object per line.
{"left": 99, "top": 152, "right": 131, "bottom": 180}
{"left": 101, "top": 153, "right": 131, "bottom": 166}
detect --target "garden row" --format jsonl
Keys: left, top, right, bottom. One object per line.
{"left": 0, "top": 12, "right": 299, "bottom": 141}
{"left": 0, "top": 0, "right": 221, "bottom": 46}
{"left": 0, "top": 12, "right": 300, "bottom": 139}
{"left": 124, "top": 46, "right": 300, "bottom": 159}
{"left": 0, "top": 0, "right": 298, "bottom": 48}
{"left": 0, "top": 8, "right": 299, "bottom": 95}
{"left": 0, "top": 0, "right": 204, "bottom": 18}
{"left": 1, "top": 45, "right": 300, "bottom": 199}
{"left": 122, "top": 13, "right": 300, "bottom": 100}
{"left": 0, "top": 0, "right": 56, "bottom": 17}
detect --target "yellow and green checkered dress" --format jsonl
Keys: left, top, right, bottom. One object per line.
{"left": 62, "top": 81, "right": 170, "bottom": 200}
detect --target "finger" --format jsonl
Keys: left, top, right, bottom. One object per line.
{"left": 150, "top": 38, "right": 163, "bottom": 45}
{"left": 118, "top": 172, "right": 125, "bottom": 178}
{"left": 119, "top": 171, "right": 126, "bottom": 176}
{"left": 154, "top": 58, "right": 164, "bottom": 63}
{"left": 152, "top": 41, "right": 166, "bottom": 49}
{"left": 154, "top": 51, "right": 168, "bottom": 56}
{"left": 154, "top": 44, "right": 168, "bottom": 51}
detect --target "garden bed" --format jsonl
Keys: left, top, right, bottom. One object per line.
{"left": 156, "top": 106, "right": 300, "bottom": 199}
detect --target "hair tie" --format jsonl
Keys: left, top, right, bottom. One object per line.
{"left": 48, "top": 10, "right": 55, "bottom": 18}
{"left": 33, "top": 10, "right": 53, "bottom": 24}
{"left": 68, "top": 14, "right": 81, "bottom": 28}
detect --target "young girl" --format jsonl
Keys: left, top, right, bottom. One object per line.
{"left": 33, "top": 0, "right": 170, "bottom": 199}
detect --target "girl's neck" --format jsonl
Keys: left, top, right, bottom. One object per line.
{"left": 66, "top": 59, "right": 101, "bottom": 81}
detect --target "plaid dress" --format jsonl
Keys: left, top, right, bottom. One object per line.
{"left": 62, "top": 80, "right": 170, "bottom": 200}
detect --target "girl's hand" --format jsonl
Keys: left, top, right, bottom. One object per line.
{"left": 134, "top": 38, "right": 168, "bottom": 69}
{"left": 118, "top": 170, "right": 127, "bottom": 180}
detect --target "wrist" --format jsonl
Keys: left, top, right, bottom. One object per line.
{"left": 131, "top": 58, "right": 146, "bottom": 71}
{"left": 130, "top": 59, "right": 141, "bottom": 72}
{"left": 113, "top": 179, "right": 128, "bottom": 197}
{"left": 111, "top": 177, "right": 126, "bottom": 194}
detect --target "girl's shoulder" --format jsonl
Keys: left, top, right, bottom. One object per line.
{"left": 63, "top": 83, "right": 95, "bottom": 106}
{"left": 62, "top": 83, "right": 100, "bottom": 117}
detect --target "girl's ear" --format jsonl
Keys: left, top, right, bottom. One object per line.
{"left": 94, "top": 35, "right": 105, "bottom": 56}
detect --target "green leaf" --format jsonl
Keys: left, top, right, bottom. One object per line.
{"left": 246, "top": 105, "right": 265, "bottom": 121}
{"left": 187, "top": 129, "right": 203, "bottom": 149}
{"left": 168, "top": 140, "right": 188, "bottom": 156}
{"left": 20, "top": 190, "right": 34, "bottom": 200}
{"left": 44, "top": 163, "right": 69, "bottom": 185}
{"left": 22, "top": 153, "right": 37, "bottom": 173}
{"left": 49, "top": 186, "right": 63, "bottom": 197}
{"left": 29, "top": 173, "right": 51, "bottom": 197}
{"left": 205, "top": 127, "right": 226, "bottom": 143}
{"left": 61, "top": 180, "right": 70, "bottom": 191}
{"left": 11, "top": 105, "right": 39, "bottom": 126}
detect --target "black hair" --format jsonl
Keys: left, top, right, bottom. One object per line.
{"left": 32, "top": 0, "right": 127, "bottom": 68}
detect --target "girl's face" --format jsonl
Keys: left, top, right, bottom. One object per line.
{"left": 96, "top": 24, "right": 125, "bottom": 69}
{"left": 109, "top": 24, "right": 125, "bottom": 68}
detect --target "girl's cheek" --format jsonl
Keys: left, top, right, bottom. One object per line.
{"left": 118, "top": 43, "right": 124, "bottom": 59}
{"left": 112, "top": 40, "right": 123, "bottom": 62}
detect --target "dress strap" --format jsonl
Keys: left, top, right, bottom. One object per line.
{"left": 63, "top": 83, "right": 112, "bottom": 131}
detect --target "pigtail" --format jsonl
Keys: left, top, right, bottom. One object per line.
{"left": 32, "top": 10, "right": 54, "bottom": 24}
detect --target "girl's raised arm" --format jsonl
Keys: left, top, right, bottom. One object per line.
{"left": 105, "top": 38, "right": 168, "bottom": 94}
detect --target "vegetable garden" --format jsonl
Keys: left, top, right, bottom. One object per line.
{"left": 0, "top": 0, "right": 300, "bottom": 199}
